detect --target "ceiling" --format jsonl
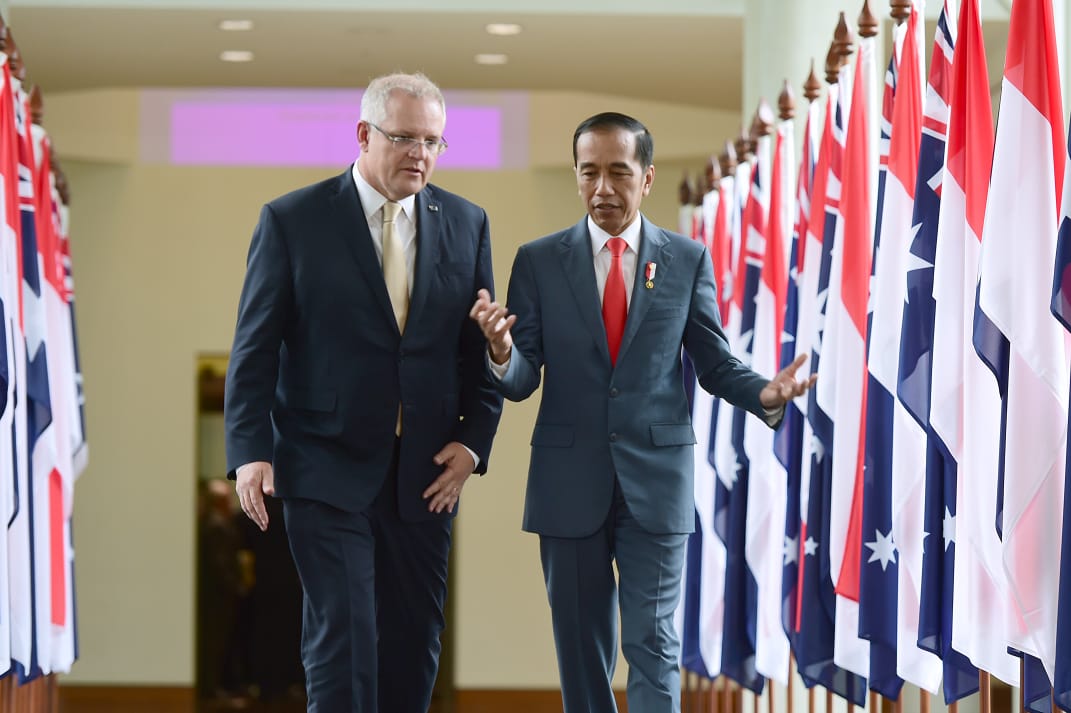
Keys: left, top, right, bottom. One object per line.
{"left": 7, "top": 5, "right": 745, "bottom": 111}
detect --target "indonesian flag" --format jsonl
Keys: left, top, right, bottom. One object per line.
{"left": 828, "top": 32, "right": 875, "bottom": 680}
{"left": 976, "top": 0, "right": 1067, "bottom": 683}
{"left": 941, "top": 0, "right": 1020, "bottom": 687}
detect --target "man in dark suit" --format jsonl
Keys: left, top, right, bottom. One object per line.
{"left": 471, "top": 112, "right": 813, "bottom": 713}
{"left": 225, "top": 72, "right": 503, "bottom": 713}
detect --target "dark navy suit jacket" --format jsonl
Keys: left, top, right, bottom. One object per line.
{"left": 225, "top": 168, "right": 503, "bottom": 521}
{"left": 496, "top": 216, "right": 772, "bottom": 537}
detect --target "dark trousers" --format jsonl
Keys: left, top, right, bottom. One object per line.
{"left": 539, "top": 481, "right": 688, "bottom": 713}
{"left": 283, "top": 449, "right": 452, "bottom": 712}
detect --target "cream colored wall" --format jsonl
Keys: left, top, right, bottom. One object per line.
{"left": 53, "top": 88, "right": 736, "bottom": 687}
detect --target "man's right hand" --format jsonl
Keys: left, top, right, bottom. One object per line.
{"left": 469, "top": 288, "right": 517, "bottom": 365}
{"left": 235, "top": 461, "right": 275, "bottom": 531}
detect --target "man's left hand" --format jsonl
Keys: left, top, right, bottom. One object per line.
{"left": 759, "top": 353, "right": 818, "bottom": 408}
{"left": 423, "top": 441, "right": 476, "bottom": 514}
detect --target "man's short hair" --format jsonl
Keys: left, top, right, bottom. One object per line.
{"left": 572, "top": 112, "right": 654, "bottom": 168}
{"left": 360, "top": 72, "right": 446, "bottom": 127}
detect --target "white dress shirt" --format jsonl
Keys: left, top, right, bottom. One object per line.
{"left": 353, "top": 162, "right": 417, "bottom": 295}
{"left": 589, "top": 214, "right": 642, "bottom": 309}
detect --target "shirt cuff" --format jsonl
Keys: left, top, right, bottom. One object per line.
{"left": 763, "top": 405, "right": 785, "bottom": 427}
{"left": 487, "top": 351, "right": 510, "bottom": 380}
{"left": 460, "top": 444, "right": 480, "bottom": 472}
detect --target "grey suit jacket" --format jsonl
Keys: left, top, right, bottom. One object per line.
{"left": 496, "top": 216, "right": 773, "bottom": 537}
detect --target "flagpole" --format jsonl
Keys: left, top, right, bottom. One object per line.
{"left": 788, "top": 657, "right": 795, "bottom": 713}
{"left": 979, "top": 672, "right": 991, "bottom": 713}
{"left": 1019, "top": 658, "right": 1024, "bottom": 713}
{"left": 919, "top": 689, "right": 929, "bottom": 713}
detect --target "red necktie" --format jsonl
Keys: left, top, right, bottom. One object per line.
{"left": 602, "top": 237, "right": 628, "bottom": 366}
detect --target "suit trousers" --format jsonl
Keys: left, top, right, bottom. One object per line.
{"left": 539, "top": 480, "right": 688, "bottom": 713}
{"left": 283, "top": 442, "right": 452, "bottom": 712}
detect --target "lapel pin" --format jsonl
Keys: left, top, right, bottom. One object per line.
{"left": 428, "top": 204, "right": 439, "bottom": 212}
{"left": 645, "top": 262, "right": 657, "bottom": 289}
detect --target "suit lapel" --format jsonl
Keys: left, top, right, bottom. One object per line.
{"left": 405, "top": 188, "right": 440, "bottom": 338}
{"left": 558, "top": 218, "right": 611, "bottom": 366}
{"left": 331, "top": 169, "right": 399, "bottom": 333}
{"left": 617, "top": 218, "right": 672, "bottom": 365}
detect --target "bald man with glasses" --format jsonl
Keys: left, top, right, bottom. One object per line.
{"left": 225, "top": 71, "right": 503, "bottom": 712}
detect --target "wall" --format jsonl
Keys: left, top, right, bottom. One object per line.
{"left": 52, "top": 87, "right": 737, "bottom": 686}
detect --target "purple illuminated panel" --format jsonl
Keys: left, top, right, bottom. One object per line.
{"left": 170, "top": 100, "right": 501, "bottom": 169}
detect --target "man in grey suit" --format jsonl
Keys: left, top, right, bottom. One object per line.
{"left": 226, "top": 72, "right": 503, "bottom": 712}
{"left": 470, "top": 112, "right": 813, "bottom": 713}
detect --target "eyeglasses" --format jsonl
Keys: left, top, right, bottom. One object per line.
{"left": 366, "top": 122, "right": 448, "bottom": 156}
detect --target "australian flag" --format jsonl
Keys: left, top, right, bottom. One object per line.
{"left": 716, "top": 157, "right": 765, "bottom": 695}
{"left": 901, "top": 4, "right": 980, "bottom": 703}
{"left": 859, "top": 39, "right": 903, "bottom": 701}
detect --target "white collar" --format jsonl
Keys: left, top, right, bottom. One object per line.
{"left": 587, "top": 214, "right": 642, "bottom": 257}
{"left": 352, "top": 161, "right": 417, "bottom": 222}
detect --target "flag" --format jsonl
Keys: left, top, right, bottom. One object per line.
{"left": 31, "top": 121, "right": 78, "bottom": 673}
{"left": 15, "top": 75, "right": 61, "bottom": 680}
{"left": 867, "top": 4, "right": 945, "bottom": 694}
{"left": 1, "top": 52, "right": 31, "bottom": 680}
{"left": 746, "top": 107, "right": 791, "bottom": 685}
{"left": 795, "top": 80, "right": 868, "bottom": 706}
{"left": 0, "top": 54, "right": 17, "bottom": 678}
{"left": 901, "top": 0, "right": 981, "bottom": 702}
{"left": 975, "top": 0, "right": 1067, "bottom": 683}
{"left": 1052, "top": 111, "right": 1071, "bottom": 713}
{"left": 712, "top": 176, "right": 733, "bottom": 324}
{"left": 827, "top": 33, "right": 873, "bottom": 681}
{"left": 940, "top": 0, "right": 1019, "bottom": 687}
{"left": 860, "top": 13, "right": 909, "bottom": 698}
{"left": 718, "top": 129, "right": 765, "bottom": 694}
{"left": 776, "top": 89, "right": 818, "bottom": 655}
{"left": 677, "top": 353, "right": 713, "bottom": 679}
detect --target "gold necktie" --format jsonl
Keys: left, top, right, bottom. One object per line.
{"left": 381, "top": 201, "right": 408, "bottom": 332}
{"left": 381, "top": 201, "right": 406, "bottom": 434}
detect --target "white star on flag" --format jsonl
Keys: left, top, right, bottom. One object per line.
{"left": 943, "top": 508, "right": 956, "bottom": 551}
{"left": 784, "top": 535, "right": 799, "bottom": 566}
{"left": 804, "top": 536, "right": 818, "bottom": 557}
{"left": 810, "top": 435, "right": 825, "bottom": 462}
{"left": 865, "top": 529, "right": 897, "bottom": 571}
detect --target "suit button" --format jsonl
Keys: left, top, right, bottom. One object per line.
{"left": 609, "top": 388, "right": 619, "bottom": 398}
{"left": 609, "top": 433, "right": 618, "bottom": 442}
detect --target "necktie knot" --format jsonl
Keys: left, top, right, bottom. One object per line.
{"left": 607, "top": 236, "right": 628, "bottom": 259}
{"left": 383, "top": 200, "right": 402, "bottom": 224}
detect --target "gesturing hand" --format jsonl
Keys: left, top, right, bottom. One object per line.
{"left": 469, "top": 288, "right": 517, "bottom": 365}
{"left": 759, "top": 353, "right": 818, "bottom": 409}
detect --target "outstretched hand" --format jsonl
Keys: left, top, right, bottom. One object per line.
{"left": 759, "top": 353, "right": 817, "bottom": 409}
{"left": 469, "top": 288, "right": 517, "bottom": 365}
